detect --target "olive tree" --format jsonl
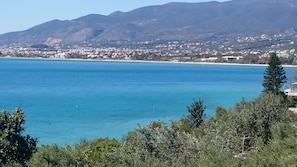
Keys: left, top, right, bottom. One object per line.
{"left": 27, "top": 144, "right": 88, "bottom": 167}
{"left": 110, "top": 121, "right": 199, "bottom": 166}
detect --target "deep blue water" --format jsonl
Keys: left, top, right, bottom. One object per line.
{"left": 0, "top": 58, "right": 270, "bottom": 145}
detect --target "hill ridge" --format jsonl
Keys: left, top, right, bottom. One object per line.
{"left": 0, "top": 0, "right": 297, "bottom": 46}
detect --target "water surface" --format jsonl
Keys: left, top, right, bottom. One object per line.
{"left": 0, "top": 58, "right": 266, "bottom": 145}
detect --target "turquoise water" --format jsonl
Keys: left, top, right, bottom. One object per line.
{"left": 0, "top": 58, "right": 266, "bottom": 145}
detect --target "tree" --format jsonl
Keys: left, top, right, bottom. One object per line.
{"left": 27, "top": 144, "right": 88, "bottom": 167}
{"left": 242, "top": 122, "right": 297, "bottom": 166}
{"left": 262, "top": 53, "right": 287, "bottom": 94}
{"left": 186, "top": 99, "right": 206, "bottom": 128}
{"left": 88, "top": 137, "right": 120, "bottom": 165}
{"left": 0, "top": 108, "right": 37, "bottom": 166}
{"left": 125, "top": 121, "right": 199, "bottom": 166}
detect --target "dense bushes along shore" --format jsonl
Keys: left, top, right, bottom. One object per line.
{"left": 1, "top": 93, "right": 297, "bottom": 166}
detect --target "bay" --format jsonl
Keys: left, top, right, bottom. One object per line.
{"left": 0, "top": 58, "right": 270, "bottom": 145}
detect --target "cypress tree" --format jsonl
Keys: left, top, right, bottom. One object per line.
{"left": 262, "top": 53, "right": 287, "bottom": 95}
{"left": 186, "top": 99, "right": 206, "bottom": 128}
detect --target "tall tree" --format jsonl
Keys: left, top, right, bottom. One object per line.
{"left": 262, "top": 53, "right": 287, "bottom": 94}
{"left": 186, "top": 99, "right": 206, "bottom": 128}
{"left": 0, "top": 108, "right": 37, "bottom": 166}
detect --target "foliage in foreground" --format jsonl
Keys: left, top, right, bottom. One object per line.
{"left": 242, "top": 122, "right": 297, "bottom": 167}
{"left": 1, "top": 93, "right": 297, "bottom": 167}
{"left": 0, "top": 108, "right": 37, "bottom": 166}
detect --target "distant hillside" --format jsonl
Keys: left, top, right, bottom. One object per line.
{"left": 1, "top": 0, "right": 297, "bottom": 46}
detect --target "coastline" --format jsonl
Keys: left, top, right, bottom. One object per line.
{"left": 1, "top": 56, "right": 296, "bottom": 68}
{"left": 1, "top": 56, "right": 265, "bottom": 145}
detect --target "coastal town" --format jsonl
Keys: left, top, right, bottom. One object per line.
{"left": 1, "top": 31, "right": 297, "bottom": 64}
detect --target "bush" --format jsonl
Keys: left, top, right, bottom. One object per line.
{"left": 0, "top": 109, "right": 37, "bottom": 166}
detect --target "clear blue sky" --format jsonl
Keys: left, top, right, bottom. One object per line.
{"left": 1, "top": 0, "right": 227, "bottom": 35}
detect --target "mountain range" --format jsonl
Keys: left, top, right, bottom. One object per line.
{"left": 1, "top": 0, "right": 297, "bottom": 46}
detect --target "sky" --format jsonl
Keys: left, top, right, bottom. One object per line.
{"left": 0, "top": 0, "right": 227, "bottom": 35}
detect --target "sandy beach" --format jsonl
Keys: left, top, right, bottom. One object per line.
{"left": 1, "top": 56, "right": 297, "bottom": 68}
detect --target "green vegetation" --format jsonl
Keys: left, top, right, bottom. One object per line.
{"left": 27, "top": 144, "right": 85, "bottom": 167}
{"left": 2, "top": 93, "right": 296, "bottom": 167}
{"left": 0, "top": 108, "right": 37, "bottom": 166}
{"left": 262, "top": 52, "right": 287, "bottom": 95}
{"left": 1, "top": 57, "right": 297, "bottom": 166}
{"left": 185, "top": 99, "right": 206, "bottom": 128}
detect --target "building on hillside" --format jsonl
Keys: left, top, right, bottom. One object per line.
{"left": 222, "top": 56, "right": 243, "bottom": 62}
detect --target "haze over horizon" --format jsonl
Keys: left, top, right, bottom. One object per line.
{"left": 0, "top": 0, "right": 228, "bottom": 35}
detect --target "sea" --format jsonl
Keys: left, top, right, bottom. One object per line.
{"left": 0, "top": 58, "right": 293, "bottom": 145}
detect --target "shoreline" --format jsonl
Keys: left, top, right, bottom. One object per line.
{"left": 1, "top": 56, "right": 297, "bottom": 68}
